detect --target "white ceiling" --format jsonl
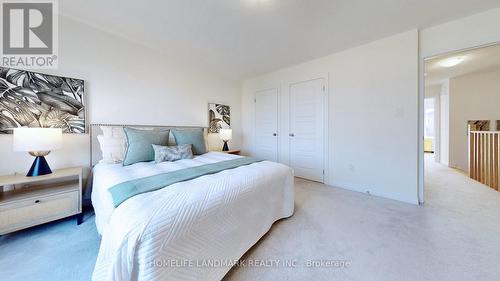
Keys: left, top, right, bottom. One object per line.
{"left": 60, "top": 0, "right": 500, "bottom": 80}
{"left": 425, "top": 43, "right": 500, "bottom": 86}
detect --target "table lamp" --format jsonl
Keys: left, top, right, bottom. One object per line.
{"left": 219, "top": 129, "right": 232, "bottom": 151}
{"left": 13, "top": 128, "right": 62, "bottom": 177}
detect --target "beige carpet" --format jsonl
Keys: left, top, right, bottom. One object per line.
{"left": 223, "top": 157, "right": 500, "bottom": 281}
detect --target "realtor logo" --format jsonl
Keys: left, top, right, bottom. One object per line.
{"left": 1, "top": 0, "right": 58, "bottom": 68}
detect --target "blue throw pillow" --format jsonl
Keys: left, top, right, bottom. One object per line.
{"left": 123, "top": 128, "right": 169, "bottom": 166}
{"left": 171, "top": 128, "right": 207, "bottom": 155}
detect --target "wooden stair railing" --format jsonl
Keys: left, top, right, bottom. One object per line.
{"left": 469, "top": 131, "right": 500, "bottom": 191}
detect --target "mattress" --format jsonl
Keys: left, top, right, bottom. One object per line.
{"left": 91, "top": 151, "right": 295, "bottom": 281}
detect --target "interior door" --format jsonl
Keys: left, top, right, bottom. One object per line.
{"left": 255, "top": 88, "right": 279, "bottom": 161}
{"left": 289, "top": 78, "right": 325, "bottom": 182}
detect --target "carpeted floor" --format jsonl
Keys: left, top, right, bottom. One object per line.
{"left": 2, "top": 156, "right": 500, "bottom": 281}
{"left": 0, "top": 211, "right": 99, "bottom": 281}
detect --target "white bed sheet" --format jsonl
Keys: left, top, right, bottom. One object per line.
{"left": 91, "top": 152, "right": 294, "bottom": 281}
{"left": 91, "top": 152, "right": 243, "bottom": 234}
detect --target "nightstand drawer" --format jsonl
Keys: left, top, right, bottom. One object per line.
{"left": 0, "top": 190, "right": 79, "bottom": 234}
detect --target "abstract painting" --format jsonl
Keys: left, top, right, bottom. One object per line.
{"left": 468, "top": 120, "right": 490, "bottom": 131}
{"left": 0, "top": 67, "right": 85, "bottom": 134}
{"left": 208, "top": 103, "right": 230, "bottom": 133}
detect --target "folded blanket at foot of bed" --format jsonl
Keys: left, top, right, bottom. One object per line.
{"left": 109, "top": 157, "right": 264, "bottom": 207}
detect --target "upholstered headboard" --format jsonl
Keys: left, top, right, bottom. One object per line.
{"left": 89, "top": 123, "right": 208, "bottom": 166}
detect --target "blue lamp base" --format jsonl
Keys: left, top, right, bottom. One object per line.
{"left": 222, "top": 141, "right": 229, "bottom": 151}
{"left": 27, "top": 156, "right": 52, "bottom": 177}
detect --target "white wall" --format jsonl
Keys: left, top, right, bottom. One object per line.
{"left": 242, "top": 30, "right": 419, "bottom": 204}
{"left": 449, "top": 70, "right": 500, "bottom": 172}
{"left": 425, "top": 85, "right": 441, "bottom": 98}
{"left": 420, "top": 7, "right": 500, "bottom": 59}
{"left": 0, "top": 16, "right": 241, "bottom": 176}
{"left": 439, "top": 81, "right": 450, "bottom": 166}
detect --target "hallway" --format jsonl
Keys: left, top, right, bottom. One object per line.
{"left": 423, "top": 154, "right": 500, "bottom": 279}
{"left": 424, "top": 153, "right": 500, "bottom": 208}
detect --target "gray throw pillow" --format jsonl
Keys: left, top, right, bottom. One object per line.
{"left": 123, "top": 128, "right": 169, "bottom": 166}
{"left": 152, "top": 144, "right": 194, "bottom": 163}
{"left": 171, "top": 128, "right": 207, "bottom": 155}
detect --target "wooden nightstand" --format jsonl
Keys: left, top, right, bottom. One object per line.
{"left": 217, "top": 150, "right": 241, "bottom": 155}
{"left": 0, "top": 167, "right": 83, "bottom": 235}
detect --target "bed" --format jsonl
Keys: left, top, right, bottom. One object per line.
{"left": 89, "top": 124, "right": 295, "bottom": 281}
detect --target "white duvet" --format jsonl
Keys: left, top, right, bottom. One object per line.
{"left": 91, "top": 152, "right": 294, "bottom": 281}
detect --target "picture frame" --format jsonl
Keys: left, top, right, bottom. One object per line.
{"left": 208, "top": 103, "right": 230, "bottom": 133}
{"left": 0, "top": 67, "right": 85, "bottom": 134}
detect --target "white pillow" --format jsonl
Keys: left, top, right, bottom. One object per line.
{"left": 97, "top": 127, "right": 128, "bottom": 164}
{"left": 101, "top": 126, "right": 126, "bottom": 138}
{"left": 97, "top": 135, "right": 127, "bottom": 164}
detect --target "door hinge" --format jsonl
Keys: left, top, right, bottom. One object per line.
{"left": 323, "top": 85, "right": 326, "bottom": 92}
{"left": 322, "top": 169, "right": 325, "bottom": 175}
{"left": 254, "top": 98, "right": 256, "bottom": 103}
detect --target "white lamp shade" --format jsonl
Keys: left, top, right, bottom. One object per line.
{"left": 219, "top": 129, "right": 232, "bottom": 141}
{"left": 13, "top": 128, "right": 62, "bottom": 152}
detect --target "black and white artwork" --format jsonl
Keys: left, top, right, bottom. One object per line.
{"left": 0, "top": 67, "right": 85, "bottom": 134}
{"left": 208, "top": 103, "right": 230, "bottom": 133}
{"left": 468, "top": 120, "right": 490, "bottom": 131}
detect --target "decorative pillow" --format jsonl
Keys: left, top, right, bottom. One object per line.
{"left": 97, "top": 135, "right": 127, "bottom": 164}
{"left": 122, "top": 127, "right": 170, "bottom": 166}
{"left": 101, "top": 126, "right": 126, "bottom": 139}
{"left": 152, "top": 144, "right": 193, "bottom": 163}
{"left": 171, "top": 128, "right": 208, "bottom": 155}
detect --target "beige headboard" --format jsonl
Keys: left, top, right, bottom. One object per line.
{"left": 89, "top": 123, "right": 208, "bottom": 166}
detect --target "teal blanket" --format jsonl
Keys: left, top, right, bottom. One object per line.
{"left": 109, "top": 157, "right": 263, "bottom": 207}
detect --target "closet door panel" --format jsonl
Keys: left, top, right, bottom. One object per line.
{"left": 255, "top": 89, "right": 279, "bottom": 162}
{"left": 289, "top": 78, "right": 325, "bottom": 182}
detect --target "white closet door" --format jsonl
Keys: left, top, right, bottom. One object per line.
{"left": 255, "top": 89, "right": 279, "bottom": 162}
{"left": 289, "top": 78, "right": 325, "bottom": 182}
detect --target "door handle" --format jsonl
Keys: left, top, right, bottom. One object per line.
{"left": 289, "top": 133, "right": 295, "bottom": 137}
{"left": 273, "top": 133, "right": 277, "bottom": 136}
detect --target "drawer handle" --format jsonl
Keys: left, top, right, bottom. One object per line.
{"left": 34, "top": 200, "right": 41, "bottom": 204}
